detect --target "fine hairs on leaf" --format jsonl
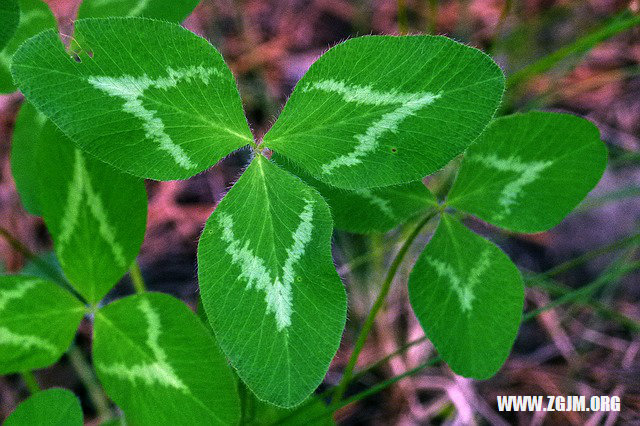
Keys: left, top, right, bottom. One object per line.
{"left": 3, "top": 8, "right": 613, "bottom": 424}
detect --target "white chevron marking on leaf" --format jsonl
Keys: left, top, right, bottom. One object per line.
{"left": 58, "top": 150, "right": 126, "bottom": 269}
{"left": 354, "top": 189, "right": 395, "bottom": 219}
{"left": 302, "top": 79, "right": 441, "bottom": 174}
{"left": 0, "top": 279, "right": 38, "bottom": 311}
{"left": 426, "top": 249, "right": 491, "bottom": 313}
{"left": 468, "top": 154, "right": 553, "bottom": 220}
{"left": 98, "top": 299, "right": 187, "bottom": 390}
{"left": 127, "top": 0, "right": 150, "bottom": 16}
{"left": 88, "top": 66, "right": 221, "bottom": 169}
{"left": 217, "top": 197, "right": 315, "bottom": 330}
{"left": 0, "top": 326, "right": 57, "bottom": 354}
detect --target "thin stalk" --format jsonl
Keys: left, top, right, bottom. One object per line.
{"left": 487, "top": 0, "right": 512, "bottom": 54}
{"left": 280, "top": 251, "right": 640, "bottom": 424}
{"left": 129, "top": 261, "right": 146, "bottom": 294}
{"left": 506, "top": 11, "right": 640, "bottom": 89}
{"left": 328, "top": 261, "right": 638, "bottom": 415}
{"left": 538, "top": 232, "right": 640, "bottom": 279}
{"left": 274, "top": 335, "right": 431, "bottom": 425}
{"left": 301, "top": 358, "right": 440, "bottom": 424}
{"left": 0, "top": 226, "right": 86, "bottom": 304}
{"left": 331, "top": 210, "right": 438, "bottom": 404}
{"left": 426, "top": 0, "right": 438, "bottom": 34}
{"left": 523, "top": 259, "right": 640, "bottom": 322}
{"left": 21, "top": 371, "right": 40, "bottom": 394}
{"left": 526, "top": 275, "right": 640, "bottom": 332}
{"left": 398, "top": 0, "right": 409, "bottom": 35}
{"left": 576, "top": 187, "right": 640, "bottom": 212}
{"left": 350, "top": 335, "right": 429, "bottom": 385}
{"left": 67, "top": 344, "right": 112, "bottom": 421}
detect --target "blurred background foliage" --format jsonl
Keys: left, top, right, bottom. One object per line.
{"left": 0, "top": 0, "right": 639, "bottom": 424}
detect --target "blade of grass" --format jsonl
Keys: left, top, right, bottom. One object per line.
{"left": 524, "top": 258, "right": 640, "bottom": 322}
{"left": 576, "top": 187, "right": 640, "bottom": 212}
{"left": 506, "top": 10, "right": 640, "bottom": 89}
{"left": 537, "top": 232, "right": 640, "bottom": 279}
{"left": 526, "top": 275, "right": 640, "bottom": 332}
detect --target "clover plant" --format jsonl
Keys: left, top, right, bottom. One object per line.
{"left": 0, "top": 3, "right": 608, "bottom": 424}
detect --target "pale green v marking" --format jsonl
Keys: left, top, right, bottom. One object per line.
{"left": 88, "top": 65, "right": 222, "bottom": 169}
{"left": 425, "top": 249, "right": 491, "bottom": 313}
{"left": 97, "top": 299, "right": 187, "bottom": 390}
{"left": 58, "top": 150, "right": 126, "bottom": 269}
{"left": 0, "top": 279, "right": 38, "bottom": 311}
{"left": 216, "top": 197, "right": 315, "bottom": 331}
{"left": 353, "top": 189, "right": 395, "bottom": 219}
{"left": 0, "top": 326, "right": 57, "bottom": 354}
{"left": 301, "top": 79, "right": 441, "bottom": 174}
{"left": 468, "top": 154, "right": 553, "bottom": 220}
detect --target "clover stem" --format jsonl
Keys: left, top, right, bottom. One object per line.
{"left": 21, "top": 371, "right": 40, "bottom": 394}
{"left": 129, "top": 261, "right": 146, "bottom": 294}
{"left": 397, "top": 0, "right": 409, "bottom": 35}
{"left": 426, "top": 0, "right": 438, "bottom": 34}
{"left": 0, "top": 226, "right": 86, "bottom": 303}
{"left": 331, "top": 209, "right": 438, "bottom": 405}
{"left": 67, "top": 344, "right": 112, "bottom": 421}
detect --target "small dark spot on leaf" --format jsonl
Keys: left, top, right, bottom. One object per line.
{"left": 72, "top": 54, "right": 82, "bottom": 63}
{"left": 296, "top": 276, "right": 302, "bottom": 282}
{"left": 391, "top": 147, "right": 397, "bottom": 153}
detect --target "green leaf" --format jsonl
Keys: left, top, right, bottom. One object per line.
{"left": 0, "top": 0, "right": 19, "bottom": 51}
{"left": 0, "top": 0, "right": 55, "bottom": 93}
{"left": 0, "top": 275, "right": 84, "bottom": 375}
{"left": 447, "top": 112, "right": 607, "bottom": 233}
{"left": 5, "top": 388, "right": 83, "bottom": 426}
{"left": 93, "top": 292, "right": 240, "bottom": 425}
{"left": 36, "top": 122, "right": 147, "bottom": 303}
{"left": 272, "top": 153, "right": 436, "bottom": 234}
{"left": 12, "top": 17, "right": 253, "bottom": 180}
{"left": 198, "top": 155, "right": 347, "bottom": 407}
{"left": 21, "top": 251, "right": 64, "bottom": 282}
{"left": 264, "top": 35, "right": 504, "bottom": 189}
{"left": 78, "top": 0, "right": 199, "bottom": 21}
{"left": 10, "top": 100, "right": 47, "bottom": 215}
{"left": 408, "top": 215, "right": 524, "bottom": 379}
{"left": 247, "top": 396, "right": 335, "bottom": 425}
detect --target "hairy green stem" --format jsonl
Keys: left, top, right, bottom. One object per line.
{"left": 426, "top": 0, "right": 438, "bottom": 34}
{"left": 506, "top": 11, "right": 640, "bottom": 89}
{"left": 331, "top": 211, "right": 438, "bottom": 404}
{"left": 398, "top": 0, "right": 409, "bottom": 35}
{"left": 487, "top": 0, "right": 512, "bottom": 54}
{"left": 281, "top": 227, "right": 639, "bottom": 423}
{"left": 67, "top": 344, "right": 112, "bottom": 421}
{"left": 0, "top": 226, "right": 86, "bottom": 304}
{"left": 326, "top": 259, "right": 639, "bottom": 417}
{"left": 21, "top": 371, "right": 41, "bottom": 394}
{"left": 129, "top": 261, "right": 146, "bottom": 294}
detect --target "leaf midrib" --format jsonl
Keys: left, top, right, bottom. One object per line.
{"left": 15, "top": 63, "right": 253, "bottom": 143}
